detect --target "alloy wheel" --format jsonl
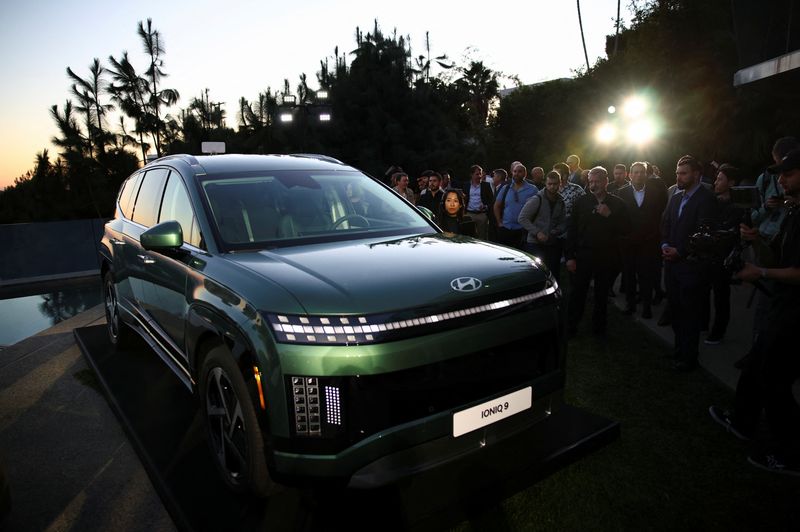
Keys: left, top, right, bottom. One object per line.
{"left": 205, "top": 366, "right": 249, "bottom": 483}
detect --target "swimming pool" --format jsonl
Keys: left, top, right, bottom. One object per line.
{"left": 0, "top": 279, "right": 102, "bottom": 347}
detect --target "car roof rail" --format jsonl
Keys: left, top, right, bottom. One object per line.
{"left": 144, "top": 154, "right": 199, "bottom": 167}
{"left": 290, "top": 153, "right": 346, "bottom": 165}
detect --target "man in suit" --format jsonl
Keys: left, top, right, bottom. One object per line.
{"left": 661, "top": 155, "right": 718, "bottom": 371}
{"left": 461, "top": 164, "right": 494, "bottom": 241}
{"left": 617, "top": 161, "right": 668, "bottom": 319}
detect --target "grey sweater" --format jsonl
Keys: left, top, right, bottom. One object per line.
{"left": 518, "top": 190, "right": 567, "bottom": 244}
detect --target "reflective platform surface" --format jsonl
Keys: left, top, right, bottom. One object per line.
{"left": 75, "top": 325, "right": 619, "bottom": 531}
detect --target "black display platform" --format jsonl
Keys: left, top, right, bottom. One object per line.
{"left": 75, "top": 325, "right": 619, "bottom": 531}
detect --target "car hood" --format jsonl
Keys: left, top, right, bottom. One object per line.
{"left": 225, "top": 233, "right": 549, "bottom": 315}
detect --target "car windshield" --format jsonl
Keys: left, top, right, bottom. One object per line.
{"left": 200, "top": 170, "right": 433, "bottom": 249}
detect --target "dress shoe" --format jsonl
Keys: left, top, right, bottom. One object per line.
{"left": 657, "top": 313, "right": 671, "bottom": 326}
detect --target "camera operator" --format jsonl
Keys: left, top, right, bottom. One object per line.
{"left": 704, "top": 164, "right": 745, "bottom": 344}
{"left": 709, "top": 148, "right": 800, "bottom": 476}
{"left": 746, "top": 137, "right": 799, "bottom": 354}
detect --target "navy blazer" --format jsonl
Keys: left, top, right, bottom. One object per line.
{"left": 660, "top": 184, "right": 718, "bottom": 259}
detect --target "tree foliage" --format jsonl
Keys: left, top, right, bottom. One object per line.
{"left": 3, "top": 4, "right": 798, "bottom": 223}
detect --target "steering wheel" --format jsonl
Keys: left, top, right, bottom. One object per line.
{"left": 330, "top": 214, "right": 370, "bottom": 229}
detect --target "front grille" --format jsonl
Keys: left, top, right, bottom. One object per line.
{"left": 276, "top": 327, "right": 563, "bottom": 455}
{"left": 343, "top": 329, "right": 561, "bottom": 443}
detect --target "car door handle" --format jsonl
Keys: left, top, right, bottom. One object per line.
{"left": 137, "top": 254, "right": 156, "bottom": 264}
{"left": 110, "top": 238, "right": 125, "bottom": 245}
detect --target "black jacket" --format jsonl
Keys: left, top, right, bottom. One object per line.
{"left": 460, "top": 181, "right": 494, "bottom": 213}
{"left": 616, "top": 180, "right": 668, "bottom": 248}
{"left": 566, "top": 193, "right": 629, "bottom": 262}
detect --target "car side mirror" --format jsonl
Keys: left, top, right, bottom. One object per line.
{"left": 417, "top": 206, "right": 435, "bottom": 221}
{"left": 141, "top": 220, "right": 183, "bottom": 251}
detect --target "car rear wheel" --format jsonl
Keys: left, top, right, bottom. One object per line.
{"left": 200, "top": 345, "right": 275, "bottom": 497}
{"left": 103, "top": 270, "right": 131, "bottom": 348}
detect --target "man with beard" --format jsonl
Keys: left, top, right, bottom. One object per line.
{"left": 566, "top": 166, "right": 629, "bottom": 337}
{"left": 417, "top": 171, "right": 444, "bottom": 214}
{"left": 660, "top": 155, "right": 718, "bottom": 370}
{"left": 494, "top": 163, "right": 537, "bottom": 250}
{"left": 617, "top": 161, "right": 668, "bottom": 318}
{"left": 607, "top": 164, "right": 630, "bottom": 195}
{"left": 710, "top": 148, "right": 800, "bottom": 475}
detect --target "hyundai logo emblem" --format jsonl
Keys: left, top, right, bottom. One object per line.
{"left": 450, "top": 277, "right": 482, "bottom": 292}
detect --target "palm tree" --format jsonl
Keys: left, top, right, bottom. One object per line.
{"left": 456, "top": 61, "right": 499, "bottom": 128}
{"left": 66, "top": 58, "right": 114, "bottom": 156}
{"left": 107, "top": 52, "right": 150, "bottom": 162}
{"left": 577, "top": 0, "right": 591, "bottom": 72}
{"left": 138, "top": 18, "right": 179, "bottom": 157}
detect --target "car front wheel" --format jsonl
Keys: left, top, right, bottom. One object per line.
{"left": 102, "top": 270, "right": 131, "bottom": 348}
{"left": 200, "top": 345, "right": 275, "bottom": 497}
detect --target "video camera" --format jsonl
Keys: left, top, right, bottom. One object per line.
{"left": 687, "top": 186, "right": 771, "bottom": 294}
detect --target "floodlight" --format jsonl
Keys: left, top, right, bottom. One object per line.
{"left": 279, "top": 112, "right": 293, "bottom": 123}
{"left": 317, "top": 90, "right": 329, "bottom": 101}
{"left": 622, "top": 96, "right": 647, "bottom": 118}
{"left": 319, "top": 113, "right": 331, "bottom": 122}
{"left": 607, "top": 105, "right": 616, "bottom": 114}
{"left": 626, "top": 119, "right": 656, "bottom": 145}
{"left": 596, "top": 123, "right": 617, "bottom": 143}
{"left": 282, "top": 94, "right": 297, "bottom": 105}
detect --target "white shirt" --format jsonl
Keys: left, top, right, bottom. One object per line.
{"left": 633, "top": 185, "right": 645, "bottom": 207}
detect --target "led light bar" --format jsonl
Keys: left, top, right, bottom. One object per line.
{"left": 325, "top": 386, "right": 341, "bottom": 426}
{"left": 268, "top": 284, "right": 557, "bottom": 346}
{"left": 291, "top": 376, "right": 321, "bottom": 436}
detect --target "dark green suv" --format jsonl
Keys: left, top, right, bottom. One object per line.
{"left": 100, "top": 154, "right": 563, "bottom": 496}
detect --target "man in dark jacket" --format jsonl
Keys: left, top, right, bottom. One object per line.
{"left": 661, "top": 155, "right": 718, "bottom": 371}
{"left": 617, "top": 161, "right": 668, "bottom": 319}
{"left": 566, "top": 166, "right": 629, "bottom": 336}
{"left": 417, "top": 171, "right": 444, "bottom": 214}
{"left": 461, "top": 164, "right": 494, "bottom": 241}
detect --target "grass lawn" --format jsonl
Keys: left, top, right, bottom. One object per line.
{"left": 457, "top": 304, "right": 800, "bottom": 531}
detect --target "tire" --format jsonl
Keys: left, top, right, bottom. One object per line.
{"left": 102, "top": 270, "right": 131, "bottom": 348}
{"left": 199, "top": 345, "right": 275, "bottom": 497}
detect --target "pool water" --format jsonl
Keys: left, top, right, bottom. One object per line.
{"left": 0, "top": 282, "right": 102, "bottom": 346}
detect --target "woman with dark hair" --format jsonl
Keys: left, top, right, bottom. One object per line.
{"left": 436, "top": 189, "right": 476, "bottom": 236}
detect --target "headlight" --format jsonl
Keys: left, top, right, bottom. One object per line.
{"left": 265, "top": 284, "right": 558, "bottom": 346}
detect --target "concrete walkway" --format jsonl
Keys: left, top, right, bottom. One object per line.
{"left": 0, "top": 305, "right": 174, "bottom": 531}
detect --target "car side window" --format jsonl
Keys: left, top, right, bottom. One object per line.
{"left": 160, "top": 173, "right": 201, "bottom": 247}
{"left": 132, "top": 168, "right": 169, "bottom": 228}
{"left": 118, "top": 173, "right": 143, "bottom": 219}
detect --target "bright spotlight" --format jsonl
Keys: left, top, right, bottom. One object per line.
{"left": 318, "top": 113, "right": 331, "bottom": 122}
{"left": 282, "top": 94, "right": 297, "bottom": 105}
{"left": 627, "top": 119, "right": 656, "bottom": 145}
{"left": 622, "top": 96, "right": 647, "bottom": 118}
{"left": 317, "top": 90, "right": 329, "bottom": 101}
{"left": 596, "top": 123, "right": 617, "bottom": 143}
{"left": 279, "top": 112, "right": 293, "bottom": 123}
{"left": 607, "top": 105, "right": 616, "bottom": 114}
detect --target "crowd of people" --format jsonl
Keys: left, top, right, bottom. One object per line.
{"left": 385, "top": 140, "right": 800, "bottom": 476}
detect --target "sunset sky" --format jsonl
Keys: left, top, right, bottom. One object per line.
{"left": 0, "top": 0, "right": 632, "bottom": 190}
